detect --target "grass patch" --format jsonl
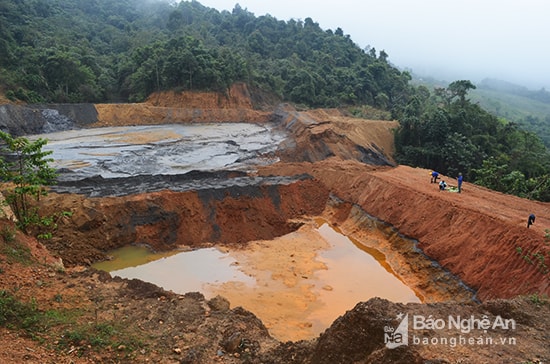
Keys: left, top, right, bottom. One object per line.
{"left": 58, "top": 322, "right": 145, "bottom": 356}
{"left": 0, "top": 289, "right": 145, "bottom": 357}
{"left": 1, "top": 227, "right": 33, "bottom": 265}
{"left": 527, "top": 293, "right": 549, "bottom": 306}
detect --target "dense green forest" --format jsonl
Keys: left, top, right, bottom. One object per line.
{"left": 0, "top": 0, "right": 411, "bottom": 110}
{"left": 2, "top": 0, "right": 550, "bottom": 200}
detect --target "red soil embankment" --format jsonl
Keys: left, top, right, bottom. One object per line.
{"left": 261, "top": 159, "right": 550, "bottom": 300}
{"left": 275, "top": 106, "right": 398, "bottom": 165}
{"left": 39, "top": 177, "right": 329, "bottom": 266}
{"left": 94, "top": 83, "right": 273, "bottom": 126}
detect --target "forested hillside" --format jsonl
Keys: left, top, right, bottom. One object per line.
{"left": 0, "top": 0, "right": 411, "bottom": 111}
{"left": 472, "top": 79, "right": 550, "bottom": 147}
{"left": 395, "top": 80, "right": 550, "bottom": 201}
{"left": 2, "top": 0, "right": 550, "bottom": 201}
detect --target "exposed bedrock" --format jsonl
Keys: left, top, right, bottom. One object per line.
{"left": 0, "top": 103, "right": 98, "bottom": 136}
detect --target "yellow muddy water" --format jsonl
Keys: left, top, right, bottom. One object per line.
{"left": 93, "top": 219, "right": 420, "bottom": 341}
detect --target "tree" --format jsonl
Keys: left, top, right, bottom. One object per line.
{"left": 0, "top": 132, "right": 57, "bottom": 232}
{"left": 447, "top": 80, "right": 476, "bottom": 105}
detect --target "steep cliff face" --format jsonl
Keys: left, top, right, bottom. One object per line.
{"left": 94, "top": 83, "right": 275, "bottom": 126}
{"left": 145, "top": 82, "right": 255, "bottom": 109}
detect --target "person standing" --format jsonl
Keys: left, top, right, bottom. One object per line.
{"left": 457, "top": 173, "right": 463, "bottom": 193}
{"left": 527, "top": 214, "right": 536, "bottom": 228}
{"left": 431, "top": 171, "right": 440, "bottom": 184}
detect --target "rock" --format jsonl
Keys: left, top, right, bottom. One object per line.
{"left": 221, "top": 331, "right": 242, "bottom": 353}
{"left": 208, "top": 295, "right": 230, "bottom": 312}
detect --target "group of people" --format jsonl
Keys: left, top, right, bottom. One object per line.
{"left": 431, "top": 170, "right": 538, "bottom": 229}
{"left": 430, "top": 171, "right": 463, "bottom": 193}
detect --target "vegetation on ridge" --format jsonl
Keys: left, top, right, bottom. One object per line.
{"left": 394, "top": 80, "right": 550, "bottom": 201}
{"left": 0, "top": 0, "right": 412, "bottom": 112}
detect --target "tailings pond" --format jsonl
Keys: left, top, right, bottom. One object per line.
{"left": 35, "top": 122, "right": 476, "bottom": 341}
{"left": 36, "top": 122, "right": 286, "bottom": 181}
{"left": 92, "top": 216, "right": 473, "bottom": 342}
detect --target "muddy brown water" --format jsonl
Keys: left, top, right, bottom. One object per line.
{"left": 92, "top": 216, "right": 473, "bottom": 341}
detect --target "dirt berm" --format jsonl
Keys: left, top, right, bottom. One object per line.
{"left": 0, "top": 83, "right": 549, "bottom": 363}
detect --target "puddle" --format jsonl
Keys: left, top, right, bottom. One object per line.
{"left": 93, "top": 220, "right": 421, "bottom": 341}
{"left": 308, "top": 223, "right": 420, "bottom": 333}
{"left": 94, "top": 246, "right": 254, "bottom": 294}
{"left": 33, "top": 123, "right": 286, "bottom": 181}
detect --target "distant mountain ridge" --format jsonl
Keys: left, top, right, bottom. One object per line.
{"left": 478, "top": 78, "right": 550, "bottom": 104}
{"left": 411, "top": 73, "right": 550, "bottom": 147}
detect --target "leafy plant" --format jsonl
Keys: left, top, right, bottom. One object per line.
{"left": 0, "top": 131, "right": 57, "bottom": 233}
{"left": 527, "top": 293, "right": 549, "bottom": 306}
{"left": 1, "top": 225, "right": 16, "bottom": 243}
{"left": 516, "top": 247, "right": 549, "bottom": 275}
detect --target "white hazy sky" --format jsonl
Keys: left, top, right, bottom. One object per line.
{"left": 197, "top": 0, "right": 550, "bottom": 90}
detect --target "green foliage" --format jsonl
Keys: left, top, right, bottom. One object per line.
{"left": 58, "top": 322, "right": 144, "bottom": 355}
{"left": 515, "top": 247, "right": 549, "bottom": 275}
{"left": 1, "top": 225, "right": 16, "bottom": 243}
{"left": 527, "top": 293, "right": 549, "bottom": 306}
{"left": 0, "top": 290, "right": 143, "bottom": 354}
{"left": 1, "top": 238, "right": 32, "bottom": 265}
{"left": 472, "top": 79, "right": 550, "bottom": 147}
{"left": 0, "top": 290, "right": 42, "bottom": 332}
{"left": 394, "top": 82, "right": 550, "bottom": 201}
{"left": 0, "top": 131, "right": 57, "bottom": 233}
{"left": 0, "top": 0, "right": 413, "bottom": 111}
{"left": 1, "top": 225, "right": 32, "bottom": 265}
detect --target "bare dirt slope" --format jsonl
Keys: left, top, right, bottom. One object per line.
{"left": 260, "top": 160, "right": 550, "bottom": 301}
{"left": 94, "top": 83, "right": 273, "bottom": 126}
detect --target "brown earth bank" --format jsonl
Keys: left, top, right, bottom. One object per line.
{"left": 258, "top": 160, "right": 550, "bottom": 301}
{"left": 1, "top": 84, "right": 549, "bottom": 363}
{"left": 94, "top": 83, "right": 275, "bottom": 127}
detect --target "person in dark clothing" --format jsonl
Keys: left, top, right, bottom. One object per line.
{"left": 527, "top": 214, "right": 536, "bottom": 228}
{"left": 431, "top": 171, "right": 440, "bottom": 183}
{"left": 439, "top": 180, "right": 447, "bottom": 191}
{"left": 457, "top": 173, "right": 463, "bottom": 193}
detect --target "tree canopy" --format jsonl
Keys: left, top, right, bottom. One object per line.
{"left": 0, "top": 0, "right": 412, "bottom": 111}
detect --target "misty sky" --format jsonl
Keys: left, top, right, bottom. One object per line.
{"left": 197, "top": 0, "right": 550, "bottom": 90}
